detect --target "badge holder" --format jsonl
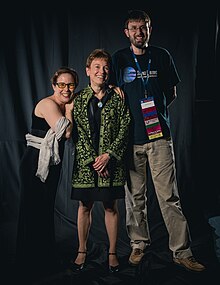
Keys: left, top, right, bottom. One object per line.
{"left": 140, "top": 96, "right": 163, "bottom": 140}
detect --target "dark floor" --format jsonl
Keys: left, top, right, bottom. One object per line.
{"left": 2, "top": 210, "right": 220, "bottom": 285}
{"left": 2, "top": 238, "right": 220, "bottom": 285}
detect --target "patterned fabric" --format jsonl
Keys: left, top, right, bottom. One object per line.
{"left": 72, "top": 85, "right": 131, "bottom": 188}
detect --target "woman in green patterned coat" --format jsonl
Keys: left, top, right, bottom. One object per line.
{"left": 70, "top": 49, "right": 131, "bottom": 273}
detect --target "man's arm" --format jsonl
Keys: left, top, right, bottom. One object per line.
{"left": 165, "top": 86, "right": 177, "bottom": 107}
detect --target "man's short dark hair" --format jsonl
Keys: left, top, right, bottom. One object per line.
{"left": 124, "top": 10, "right": 151, "bottom": 29}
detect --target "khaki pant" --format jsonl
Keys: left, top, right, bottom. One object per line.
{"left": 125, "top": 138, "right": 192, "bottom": 258}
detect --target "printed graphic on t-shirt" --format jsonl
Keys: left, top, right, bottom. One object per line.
{"left": 123, "top": 67, "right": 157, "bottom": 83}
{"left": 123, "top": 67, "right": 136, "bottom": 83}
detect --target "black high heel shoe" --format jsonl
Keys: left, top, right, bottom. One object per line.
{"left": 70, "top": 251, "right": 87, "bottom": 272}
{"left": 108, "top": 252, "right": 120, "bottom": 273}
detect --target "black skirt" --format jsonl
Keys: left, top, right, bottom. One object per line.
{"left": 71, "top": 186, "right": 125, "bottom": 201}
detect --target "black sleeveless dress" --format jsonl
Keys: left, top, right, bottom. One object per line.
{"left": 16, "top": 112, "right": 66, "bottom": 278}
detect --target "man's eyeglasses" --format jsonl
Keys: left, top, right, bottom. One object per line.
{"left": 127, "top": 26, "right": 147, "bottom": 32}
{"left": 56, "top": 82, "right": 75, "bottom": 89}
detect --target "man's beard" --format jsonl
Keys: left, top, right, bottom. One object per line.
{"left": 132, "top": 37, "right": 147, "bottom": 49}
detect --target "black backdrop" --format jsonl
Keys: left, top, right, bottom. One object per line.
{"left": 0, "top": 3, "right": 219, "bottom": 279}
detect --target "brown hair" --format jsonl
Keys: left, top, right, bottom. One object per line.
{"left": 124, "top": 10, "right": 151, "bottom": 29}
{"left": 86, "top": 48, "right": 112, "bottom": 68}
{"left": 51, "top": 66, "right": 79, "bottom": 87}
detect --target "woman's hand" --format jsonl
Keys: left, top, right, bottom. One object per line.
{"left": 93, "top": 153, "right": 111, "bottom": 173}
{"left": 109, "top": 85, "right": 125, "bottom": 99}
{"left": 98, "top": 167, "right": 110, "bottom": 178}
{"left": 65, "top": 99, "right": 74, "bottom": 114}
{"left": 93, "top": 153, "right": 111, "bottom": 178}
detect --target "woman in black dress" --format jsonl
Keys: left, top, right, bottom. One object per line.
{"left": 70, "top": 49, "right": 131, "bottom": 273}
{"left": 16, "top": 67, "right": 79, "bottom": 281}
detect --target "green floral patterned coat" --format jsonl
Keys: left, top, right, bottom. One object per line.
{"left": 72, "top": 85, "right": 131, "bottom": 188}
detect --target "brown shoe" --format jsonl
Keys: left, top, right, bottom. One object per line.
{"left": 128, "top": 248, "right": 144, "bottom": 266}
{"left": 173, "top": 256, "right": 206, "bottom": 272}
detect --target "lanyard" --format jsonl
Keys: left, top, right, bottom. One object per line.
{"left": 130, "top": 46, "right": 151, "bottom": 90}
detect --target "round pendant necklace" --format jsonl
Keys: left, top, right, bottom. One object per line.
{"left": 97, "top": 101, "right": 103, "bottom": 108}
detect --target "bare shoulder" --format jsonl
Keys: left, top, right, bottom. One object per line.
{"left": 38, "top": 96, "right": 60, "bottom": 109}
{"left": 35, "top": 96, "right": 59, "bottom": 117}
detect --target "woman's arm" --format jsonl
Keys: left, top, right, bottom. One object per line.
{"left": 64, "top": 100, "right": 74, "bottom": 138}
{"left": 34, "top": 97, "right": 71, "bottom": 138}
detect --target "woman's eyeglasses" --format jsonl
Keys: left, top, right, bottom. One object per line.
{"left": 56, "top": 82, "right": 75, "bottom": 89}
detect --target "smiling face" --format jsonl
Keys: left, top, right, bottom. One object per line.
{"left": 86, "top": 58, "right": 110, "bottom": 88}
{"left": 53, "top": 72, "right": 76, "bottom": 103}
{"left": 124, "top": 19, "right": 152, "bottom": 50}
